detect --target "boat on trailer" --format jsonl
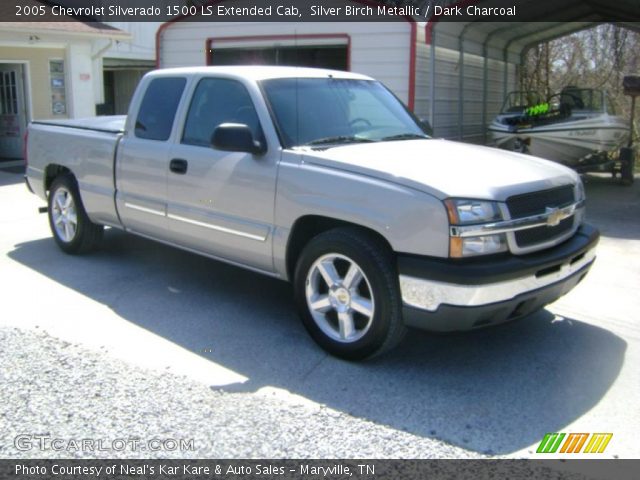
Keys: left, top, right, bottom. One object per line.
{"left": 489, "top": 87, "right": 630, "bottom": 170}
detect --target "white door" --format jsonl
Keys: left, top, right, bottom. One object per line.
{"left": 0, "top": 64, "right": 28, "bottom": 160}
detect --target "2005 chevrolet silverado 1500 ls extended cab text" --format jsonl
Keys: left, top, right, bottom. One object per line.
{"left": 25, "top": 66, "right": 599, "bottom": 360}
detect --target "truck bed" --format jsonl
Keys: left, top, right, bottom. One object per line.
{"left": 26, "top": 116, "right": 126, "bottom": 228}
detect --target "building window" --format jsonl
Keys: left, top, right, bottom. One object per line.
{"left": 209, "top": 45, "right": 348, "bottom": 71}
{"left": 49, "top": 60, "right": 66, "bottom": 115}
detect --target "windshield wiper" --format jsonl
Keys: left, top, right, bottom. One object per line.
{"left": 381, "top": 133, "right": 429, "bottom": 141}
{"left": 305, "top": 135, "right": 376, "bottom": 146}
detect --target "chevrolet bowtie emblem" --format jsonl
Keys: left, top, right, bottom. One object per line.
{"left": 545, "top": 206, "right": 566, "bottom": 227}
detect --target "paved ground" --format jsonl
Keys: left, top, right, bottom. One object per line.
{"left": 0, "top": 167, "right": 638, "bottom": 461}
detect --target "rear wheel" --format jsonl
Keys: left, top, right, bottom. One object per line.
{"left": 294, "top": 228, "right": 406, "bottom": 360}
{"left": 48, "top": 175, "right": 103, "bottom": 254}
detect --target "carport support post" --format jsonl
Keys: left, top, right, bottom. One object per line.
{"left": 458, "top": 25, "right": 475, "bottom": 142}
{"left": 520, "top": 51, "right": 526, "bottom": 91}
{"left": 482, "top": 44, "right": 489, "bottom": 144}
{"left": 503, "top": 49, "right": 509, "bottom": 101}
{"left": 458, "top": 38, "right": 465, "bottom": 140}
{"left": 629, "top": 95, "right": 636, "bottom": 148}
{"left": 429, "top": 29, "right": 436, "bottom": 128}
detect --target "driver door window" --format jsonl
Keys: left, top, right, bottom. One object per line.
{"left": 182, "top": 78, "right": 262, "bottom": 147}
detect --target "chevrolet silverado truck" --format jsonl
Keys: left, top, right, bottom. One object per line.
{"left": 25, "top": 66, "right": 599, "bottom": 360}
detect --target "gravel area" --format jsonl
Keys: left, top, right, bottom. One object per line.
{"left": 0, "top": 327, "right": 479, "bottom": 459}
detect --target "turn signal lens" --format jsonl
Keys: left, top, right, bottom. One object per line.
{"left": 450, "top": 234, "right": 508, "bottom": 258}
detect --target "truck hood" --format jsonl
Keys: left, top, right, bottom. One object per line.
{"left": 299, "top": 139, "right": 579, "bottom": 201}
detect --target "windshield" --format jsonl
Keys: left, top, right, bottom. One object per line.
{"left": 558, "top": 88, "right": 605, "bottom": 112}
{"left": 261, "top": 78, "right": 427, "bottom": 148}
{"left": 500, "top": 91, "right": 544, "bottom": 113}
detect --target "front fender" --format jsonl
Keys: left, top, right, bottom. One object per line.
{"left": 273, "top": 155, "right": 449, "bottom": 277}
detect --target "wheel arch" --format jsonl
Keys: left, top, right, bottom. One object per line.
{"left": 285, "top": 215, "right": 394, "bottom": 282}
{"left": 44, "top": 164, "right": 73, "bottom": 193}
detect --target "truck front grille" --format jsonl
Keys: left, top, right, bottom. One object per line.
{"left": 506, "top": 185, "right": 576, "bottom": 249}
{"left": 514, "top": 217, "right": 574, "bottom": 247}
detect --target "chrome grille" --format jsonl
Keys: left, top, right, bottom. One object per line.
{"left": 506, "top": 185, "right": 576, "bottom": 248}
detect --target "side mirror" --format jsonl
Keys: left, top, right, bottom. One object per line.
{"left": 211, "top": 123, "right": 265, "bottom": 155}
{"left": 418, "top": 117, "right": 434, "bottom": 136}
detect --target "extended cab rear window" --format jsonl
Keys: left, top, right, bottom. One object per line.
{"left": 134, "top": 77, "right": 186, "bottom": 141}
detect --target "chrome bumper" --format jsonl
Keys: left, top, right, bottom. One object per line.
{"left": 400, "top": 244, "right": 595, "bottom": 312}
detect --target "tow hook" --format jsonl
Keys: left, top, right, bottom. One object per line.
{"left": 38, "top": 206, "right": 47, "bottom": 214}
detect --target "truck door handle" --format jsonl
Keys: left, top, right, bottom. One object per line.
{"left": 169, "top": 158, "right": 188, "bottom": 174}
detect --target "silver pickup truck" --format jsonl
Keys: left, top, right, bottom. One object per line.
{"left": 25, "top": 66, "right": 599, "bottom": 360}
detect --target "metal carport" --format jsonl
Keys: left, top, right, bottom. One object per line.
{"left": 424, "top": 0, "right": 640, "bottom": 142}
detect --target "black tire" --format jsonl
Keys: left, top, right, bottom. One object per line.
{"left": 48, "top": 174, "right": 103, "bottom": 254}
{"left": 293, "top": 227, "right": 406, "bottom": 360}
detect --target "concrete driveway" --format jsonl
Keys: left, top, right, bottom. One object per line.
{"left": 1, "top": 166, "right": 638, "bottom": 459}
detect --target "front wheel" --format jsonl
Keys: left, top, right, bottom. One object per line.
{"left": 293, "top": 228, "right": 406, "bottom": 360}
{"left": 48, "top": 174, "right": 103, "bottom": 254}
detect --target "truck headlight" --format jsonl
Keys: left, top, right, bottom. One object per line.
{"left": 445, "top": 199, "right": 508, "bottom": 258}
{"left": 445, "top": 199, "right": 502, "bottom": 224}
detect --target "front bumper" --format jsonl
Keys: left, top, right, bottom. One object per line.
{"left": 398, "top": 224, "right": 599, "bottom": 332}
